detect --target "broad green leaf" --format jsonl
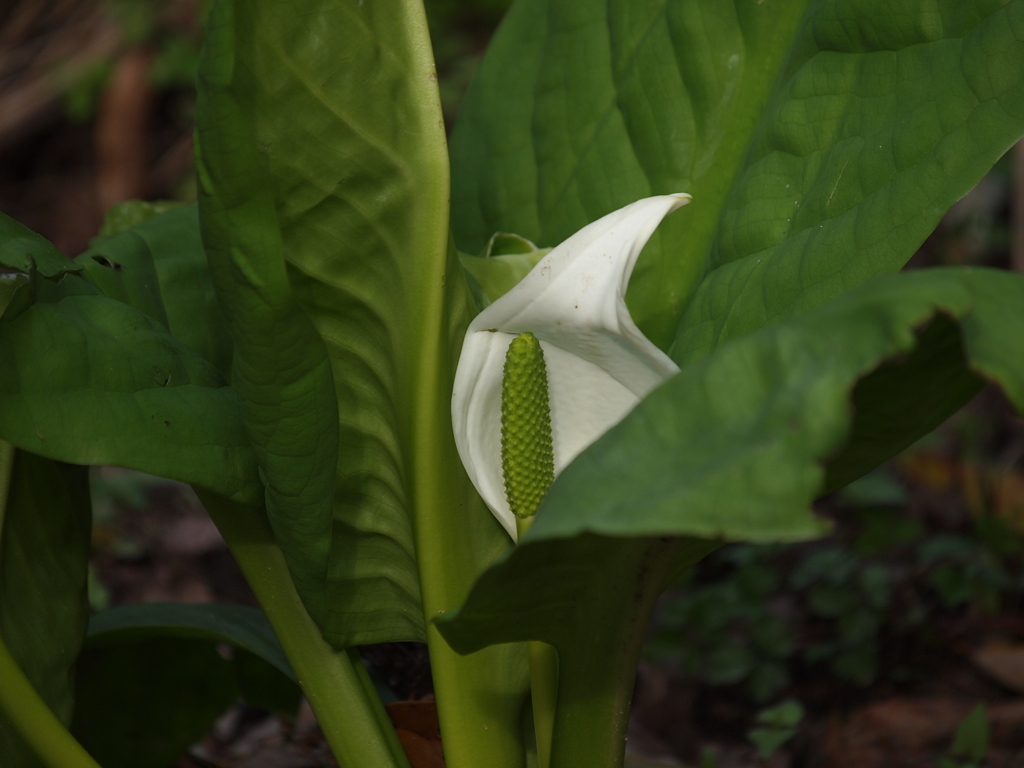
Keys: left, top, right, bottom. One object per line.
{"left": 80, "top": 238, "right": 170, "bottom": 328}
{"left": 79, "top": 204, "right": 234, "bottom": 378}
{"left": 0, "top": 213, "right": 81, "bottom": 278}
{"left": 450, "top": 0, "right": 1024, "bottom": 355}
{"left": 822, "top": 313, "right": 985, "bottom": 492}
{"left": 195, "top": 0, "right": 428, "bottom": 646}
{"left": 0, "top": 276, "right": 260, "bottom": 505}
{"left": 196, "top": 0, "right": 340, "bottom": 627}
{"left": 85, "top": 602, "right": 294, "bottom": 679}
{"left": 195, "top": 0, "right": 529, "bottom": 764}
{"left": 0, "top": 452, "right": 91, "bottom": 768}
{"left": 71, "top": 638, "right": 237, "bottom": 768}
{"left": 535, "top": 268, "right": 1024, "bottom": 543}
{"left": 440, "top": 267, "right": 1024, "bottom": 654}
{"left": 673, "top": 1, "right": 1024, "bottom": 364}
{"left": 450, "top": 0, "right": 809, "bottom": 347}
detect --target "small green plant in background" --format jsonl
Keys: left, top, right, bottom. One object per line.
{"left": 59, "top": 0, "right": 205, "bottom": 123}
{"left": 647, "top": 544, "right": 796, "bottom": 701}
{"left": 747, "top": 699, "right": 805, "bottom": 762}
{"left": 650, "top": 463, "right": 1024, "bottom": 701}
{"left": 939, "top": 704, "right": 989, "bottom": 768}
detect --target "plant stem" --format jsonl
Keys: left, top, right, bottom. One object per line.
{"left": 419, "top": 543, "right": 529, "bottom": 768}
{"left": 518, "top": 516, "right": 558, "bottom": 768}
{"left": 0, "top": 440, "right": 103, "bottom": 768}
{"left": 547, "top": 538, "right": 690, "bottom": 768}
{"left": 196, "top": 490, "right": 409, "bottom": 768}
{"left": 348, "top": 646, "right": 410, "bottom": 763}
{"left": 527, "top": 641, "right": 559, "bottom": 768}
{"left": 0, "top": 634, "right": 102, "bottom": 768}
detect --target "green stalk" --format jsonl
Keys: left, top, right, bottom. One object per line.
{"left": 413, "top": 443, "right": 528, "bottom": 768}
{"left": 0, "top": 441, "right": 102, "bottom": 768}
{"left": 0, "top": 636, "right": 102, "bottom": 768}
{"left": 547, "top": 538, "right": 686, "bottom": 768}
{"left": 196, "top": 490, "right": 409, "bottom": 768}
{"left": 517, "top": 516, "right": 558, "bottom": 768}
{"left": 527, "top": 642, "right": 559, "bottom": 767}
{"left": 405, "top": 0, "right": 530, "bottom": 755}
{"left": 347, "top": 646, "right": 410, "bottom": 764}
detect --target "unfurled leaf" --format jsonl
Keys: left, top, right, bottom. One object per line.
{"left": 195, "top": 0, "right": 434, "bottom": 645}
{"left": 0, "top": 452, "right": 91, "bottom": 768}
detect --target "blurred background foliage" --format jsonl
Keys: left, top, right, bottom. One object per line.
{"left": 0, "top": 0, "right": 512, "bottom": 255}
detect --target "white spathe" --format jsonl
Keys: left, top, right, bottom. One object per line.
{"left": 451, "top": 194, "right": 691, "bottom": 541}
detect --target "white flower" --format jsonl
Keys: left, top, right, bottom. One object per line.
{"left": 452, "top": 194, "right": 691, "bottom": 541}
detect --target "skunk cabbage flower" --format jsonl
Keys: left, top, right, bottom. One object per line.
{"left": 452, "top": 194, "right": 691, "bottom": 541}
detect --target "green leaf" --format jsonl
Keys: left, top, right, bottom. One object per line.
{"left": 537, "top": 268, "right": 1022, "bottom": 544}
{"left": 194, "top": 0, "right": 431, "bottom": 646}
{"left": 822, "top": 313, "right": 984, "bottom": 492}
{"left": 0, "top": 451, "right": 91, "bottom": 768}
{"left": 749, "top": 698, "right": 805, "bottom": 759}
{"left": 450, "top": 0, "right": 810, "bottom": 347}
{"left": 0, "top": 213, "right": 81, "bottom": 278}
{"left": 79, "top": 204, "right": 234, "bottom": 378}
{"left": 0, "top": 275, "right": 29, "bottom": 316}
{"left": 450, "top": 0, "right": 1024, "bottom": 354}
{"left": 233, "top": 649, "right": 303, "bottom": 716}
{"left": 674, "top": 1, "right": 1024, "bottom": 364}
{"left": 75, "top": 604, "right": 304, "bottom": 748}
{"left": 440, "top": 267, "right": 1024, "bottom": 649}
{"left": 0, "top": 277, "right": 260, "bottom": 505}
{"left": 747, "top": 727, "right": 797, "bottom": 761}
{"left": 71, "top": 638, "right": 237, "bottom": 768}
{"left": 949, "top": 703, "right": 989, "bottom": 762}
{"left": 195, "top": 0, "right": 340, "bottom": 628}
{"left": 85, "top": 602, "right": 294, "bottom": 680}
